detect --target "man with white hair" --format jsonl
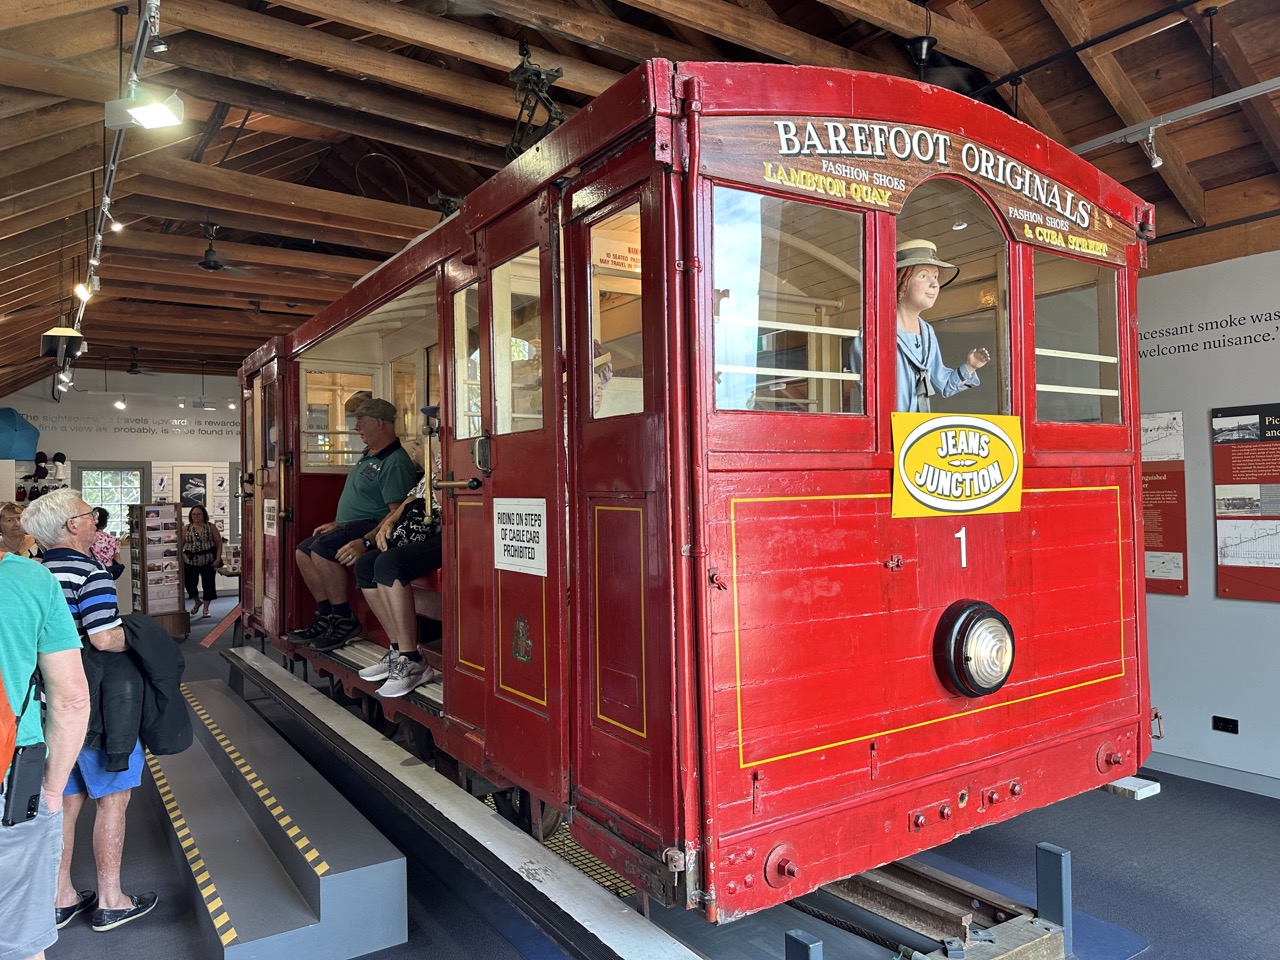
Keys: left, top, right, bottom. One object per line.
{"left": 22, "top": 490, "right": 157, "bottom": 933}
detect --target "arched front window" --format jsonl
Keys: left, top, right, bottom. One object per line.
{"left": 895, "top": 179, "right": 1010, "bottom": 416}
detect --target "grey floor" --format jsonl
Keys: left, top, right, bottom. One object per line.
{"left": 47, "top": 595, "right": 1280, "bottom": 959}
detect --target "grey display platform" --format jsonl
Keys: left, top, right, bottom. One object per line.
{"left": 144, "top": 679, "right": 407, "bottom": 960}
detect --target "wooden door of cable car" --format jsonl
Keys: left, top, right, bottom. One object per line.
{"left": 444, "top": 199, "right": 569, "bottom": 803}
{"left": 565, "top": 156, "right": 681, "bottom": 863}
{"left": 243, "top": 356, "right": 285, "bottom": 638}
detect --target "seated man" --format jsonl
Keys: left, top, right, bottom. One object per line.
{"left": 288, "top": 398, "right": 417, "bottom": 650}
{"left": 348, "top": 430, "right": 442, "bottom": 698}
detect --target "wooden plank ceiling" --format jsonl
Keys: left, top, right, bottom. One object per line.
{"left": 2, "top": 0, "right": 1278, "bottom": 396}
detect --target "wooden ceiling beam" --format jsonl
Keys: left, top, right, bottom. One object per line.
{"left": 159, "top": 0, "right": 555, "bottom": 124}
{"left": 0, "top": 1, "right": 123, "bottom": 32}
{"left": 0, "top": 86, "right": 63, "bottom": 121}
{"left": 1184, "top": 9, "right": 1280, "bottom": 176}
{"left": 111, "top": 195, "right": 406, "bottom": 254}
{"left": 0, "top": 184, "right": 134, "bottom": 245}
{"left": 1039, "top": 0, "right": 1206, "bottom": 227}
{"left": 124, "top": 153, "right": 437, "bottom": 237}
{"left": 814, "top": 0, "right": 1005, "bottom": 74}
{"left": 93, "top": 279, "right": 327, "bottom": 314}
{"left": 151, "top": 35, "right": 514, "bottom": 152}
{"left": 85, "top": 300, "right": 299, "bottom": 331}
{"left": 462, "top": 0, "right": 706, "bottom": 63}
{"left": 162, "top": 66, "right": 510, "bottom": 170}
{"left": 272, "top": 0, "right": 622, "bottom": 98}
{"left": 102, "top": 231, "right": 377, "bottom": 277}
{"left": 617, "top": 0, "right": 895, "bottom": 72}
{"left": 72, "top": 324, "right": 276, "bottom": 350}
{"left": 0, "top": 46, "right": 119, "bottom": 103}
{"left": 96, "top": 260, "right": 352, "bottom": 300}
{"left": 0, "top": 100, "right": 102, "bottom": 150}
{"left": 945, "top": 2, "right": 1069, "bottom": 144}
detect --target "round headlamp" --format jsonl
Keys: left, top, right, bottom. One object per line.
{"left": 934, "top": 600, "right": 1015, "bottom": 698}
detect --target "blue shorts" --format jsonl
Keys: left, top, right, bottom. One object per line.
{"left": 64, "top": 743, "right": 144, "bottom": 799}
{"left": 297, "top": 519, "right": 380, "bottom": 563}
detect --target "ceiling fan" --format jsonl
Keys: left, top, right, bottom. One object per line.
{"left": 125, "top": 346, "right": 155, "bottom": 376}
{"left": 196, "top": 223, "right": 250, "bottom": 274}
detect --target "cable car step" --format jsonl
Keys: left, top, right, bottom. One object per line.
{"left": 222, "top": 645, "right": 703, "bottom": 960}
{"left": 146, "top": 679, "right": 407, "bottom": 959}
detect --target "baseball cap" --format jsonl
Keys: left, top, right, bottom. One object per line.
{"left": 353, "top": 397, "right": 397, "bottom": 422}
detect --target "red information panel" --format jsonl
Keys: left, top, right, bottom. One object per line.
{"left": 1143, "top": 460, "right": 1188, "bottom": 595}
{"left": 1211, "top": 403, "right": 1280, "bottom": 602}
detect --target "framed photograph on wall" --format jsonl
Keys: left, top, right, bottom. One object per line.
{"left": 179, "top": 472, "right": 208, "bottom": 508}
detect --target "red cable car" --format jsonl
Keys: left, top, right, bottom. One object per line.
{"left": 240, "top": 60, "right": 1154, "bottom": 923}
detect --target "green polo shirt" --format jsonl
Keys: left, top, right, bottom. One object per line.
{"left": 335, "top": 438, "right": 417, "bottom": 523}
{"left": 1, "top": 553, "right": 82, "bottom": 779}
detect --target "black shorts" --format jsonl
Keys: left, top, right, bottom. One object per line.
{"left": 354, "top": 536, "right": 443, "bottom": 589}
{"left": 296, "top": 519, "right": 379, "bottom": 562}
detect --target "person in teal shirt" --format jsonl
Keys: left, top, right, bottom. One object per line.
{"left": 289, "top": 397, "right": 418, "bottom": 651}
{"left": 0, "top": 550, "right": 90, "bottom": 959}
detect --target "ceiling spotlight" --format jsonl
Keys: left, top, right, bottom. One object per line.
{"left": 56, "top": 381, "right": 70, "bottom": 392}
{"left": 151, "top": 37, "right": 169, "bottom": 54}
{"left": 952, "top": 218, "right": 968, "bottom": 231}
{"left": 227, "top": 399, "right": 237, "bottom": 410}
{"left": 88, "top": 254, "right": 101, "bottom": 267}
{"left": 178, "top": 397, "right": 186, "bottom": 409}
{"left": 114, "top": 395, "right": 127, "bottom": 410}
{"left": 108, "top": 214, "right": 124, "bottom": 233}
{"left": 105, "top": 87, "right": 184, "bottom": 130}
{"left": 74, "top": 282, "right": 93, "bottom": 303}
{"left": 1139, "top": 129, "right": 1163, "bottom": 169}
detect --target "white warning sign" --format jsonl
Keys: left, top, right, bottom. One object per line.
{"left": 493, "top": 497, "right": 547, "bottom": 577}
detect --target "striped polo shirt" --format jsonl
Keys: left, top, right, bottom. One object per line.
{"left": 42, "top": 546, "right": 122, "bottom": 641}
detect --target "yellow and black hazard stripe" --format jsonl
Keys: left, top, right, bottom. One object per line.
{"left": 181, "top": 685, "right": 331, "bottom": 877}
{"left": 146, "top": 752, "right": 239, "bottom": 947}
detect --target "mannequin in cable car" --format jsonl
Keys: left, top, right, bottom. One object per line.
{"left": 850, "top": 239, "right": 990, "bottom": 413}
{"left": 892, "top": 239, "right": 989, "bottom": 412}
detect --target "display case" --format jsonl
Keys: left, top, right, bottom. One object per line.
{"left": 128, "top": 502, "right": 190, "bottom": 638}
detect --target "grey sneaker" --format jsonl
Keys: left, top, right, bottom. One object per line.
{"left": 377, "top": 657, "right": 436, "bottom": 698}
{"left": 359, "top": 647, "right": 400, "bottom": 681}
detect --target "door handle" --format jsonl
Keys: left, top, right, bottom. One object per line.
{"left": 432, "top": 476, "right": 482, "bottom": 490}
{"left": 471, "top": 430, "right": 492, "bottom": 476}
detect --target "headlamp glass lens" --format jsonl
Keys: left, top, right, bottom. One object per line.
{"left": 965, "top": 616, "right": 1014, "bottom": 689}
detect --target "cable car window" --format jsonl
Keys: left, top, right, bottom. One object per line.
{"left": 588, "top": 204, "right": 644, "bottom": 418}
{"left": 492, "top": 248, "right": 543, "bottom": 434}
{"left": 300, "top": 369, "right": 376, "bottom": 468}
{"left": 452, "top": 284, "right": 481, "bottom": 440}
{"left": 1032, "top": 252, "right": 1121, "bottom": 424}
{"left": 712, "top": 187, "right": 864, "bottom": 414}
{"left": 898, "top": 180, "right": 1010, "bottom": 416}
{"left": 390, "top": 351, "right": 419, "bottom": 439}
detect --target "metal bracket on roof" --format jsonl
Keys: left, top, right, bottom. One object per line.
{"left": 506, "top": 40, "right": 566, "bottom": 161}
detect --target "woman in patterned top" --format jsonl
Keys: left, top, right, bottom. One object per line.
{"left": 179, "top": 505, "right": 223, "bottom": 618}
{"left": 90, "top": 507, "right": 123, "bottom": 577}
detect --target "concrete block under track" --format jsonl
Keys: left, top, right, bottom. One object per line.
{"left": 144, "top": 679, "right": 407, "bottom": 960}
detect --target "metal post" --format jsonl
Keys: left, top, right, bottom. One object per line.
{"left": 785, "top": 929, "right": 823, "bottom": 960}
{"left": 1036, "top": 842, "right": 1073, "bottom": 958}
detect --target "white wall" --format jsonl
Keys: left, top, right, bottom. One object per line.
{"left": 1138, "top": 248, "right": 1280, "bottom": 797}
{"left": 5, "top": 372, "right": 242, "bottom": 463}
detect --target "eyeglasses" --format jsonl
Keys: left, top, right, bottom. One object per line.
{"left": 66, "top": 510, "right": 95, "bottom": 525}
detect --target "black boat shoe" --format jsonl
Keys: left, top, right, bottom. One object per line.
{"left": 55, "top": 890, "right": 97, "bottom": 929}
{"left": 91, "top": 892, "right": 158, "bottom": 932}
